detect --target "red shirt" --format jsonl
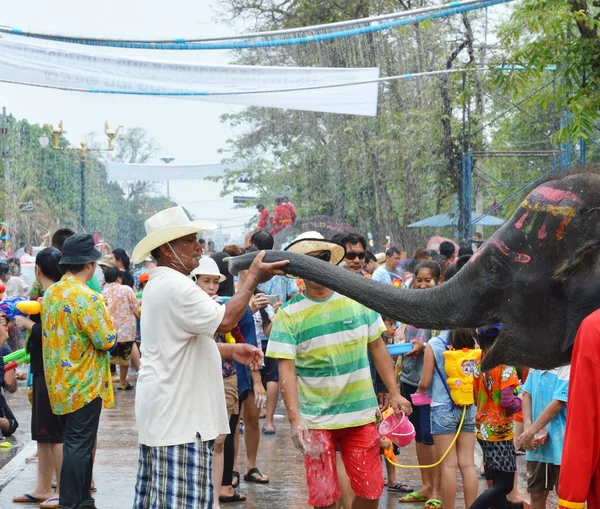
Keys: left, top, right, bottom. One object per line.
{"left": 558, "top": 309, "right": 600, "bottom": 509}
{"left": 273, "top": 204, "right": 293, "bottom": 225}
{"left": 284, "top": 202, "right": 296, "bottom": 222}
{"left": 257, "top": 209, "right": 270, "bottom": 230}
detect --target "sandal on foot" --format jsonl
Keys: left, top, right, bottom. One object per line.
{"left": 398, "top": 492, "right": 427, "bottom": 503}
{"left": 244, "top": 467, "right": 269, "bottom": 484}
{"left": 219, "top": 491, "right": 247, "bottom": 503}
{"left": 40, "top": 497, "right": 60, "bottom": 509}
{"left": 231, "top": 471, "right": 240, "bottom": 489}
{"left": 388, "top": 483, "right": 413, "bottom": 493}
{"left": 424, "top": 499, "right": 442, "bottom": 509}
{"left": 117, "top": 383, "right": 134, "bottom": 391}
{"left": 261, "top": 426, "right": 276, "bottom": 435}
{"left": 12, "top": 493, "right": 46, "bottom": 503}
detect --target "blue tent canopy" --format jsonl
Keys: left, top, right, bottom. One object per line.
{"left": 407, "top": 212, "right": 505, "bottom": 228}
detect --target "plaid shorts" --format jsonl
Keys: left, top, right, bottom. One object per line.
{"left": 133, "top": 436, "right": 215, "bottom": 508}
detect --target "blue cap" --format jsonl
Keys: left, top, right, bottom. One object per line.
{"left": 479, "top": 323, "right": 502, "bottom": 337}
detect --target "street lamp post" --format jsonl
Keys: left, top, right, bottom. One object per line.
{"left": 39, "top": 121, "right": 123, "bottom": 231}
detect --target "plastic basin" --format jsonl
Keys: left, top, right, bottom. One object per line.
{"left": 410, "top": 392, "right": 432, "bottom": 406}
{"left": 386, "top": 343, "right": 413, "bottom": 356}
{"left": 378, "top": 411, "right": 416, "bottom": 448}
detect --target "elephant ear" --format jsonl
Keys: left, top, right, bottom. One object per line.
{"left": 555, "top": 238, "right": 600, "bottom": 354}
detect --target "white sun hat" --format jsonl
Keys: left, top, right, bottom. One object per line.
{"left": 284, "top": 231, "right": 346, "bottom": 265}
{"left": 132, "top": 206, "right": 216, "bottom": 264}
{"left": 375, "top": 252, "right": 387, "bottom": 264}
{"left": 191, "top": 256, "right": 227, "bottom": 282}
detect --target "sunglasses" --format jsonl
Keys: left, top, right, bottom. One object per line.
{"left": 308, "top": 251, "right": 332, "bottom": 263}
{"left": 345, "top": 252, "right": 365, "bottom": 261}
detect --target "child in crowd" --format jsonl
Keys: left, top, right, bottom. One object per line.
{"left": 416, "top": 329, "right": 479, "bottom": 509}
{"left": 399, "top": 261, "right": 442, "bottom": 508}
{"left": 519, "top": 365, "right": 569, "bottom": 509}
{"left": 375, "top": 317, "right": 410, "bottom": 494}
{"left": 191, "top": 257, "right": 246, "bottom": 506}
{"left": 470, "top": 324, "right": 522, "bottom": 509}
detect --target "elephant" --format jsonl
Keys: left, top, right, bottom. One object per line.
{"left": 228, "top": 172, "right": 600, "bottom": 370}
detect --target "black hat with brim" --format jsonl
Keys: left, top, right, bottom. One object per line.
{"left": 59, "top": 233, "right": 102, "bottom": 265}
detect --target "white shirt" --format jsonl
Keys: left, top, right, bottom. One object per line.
{"left": 135, "top": 266, "right": 228, "bottom": 446}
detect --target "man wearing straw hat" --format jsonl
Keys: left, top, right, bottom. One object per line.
{"left": 267, "top": 231, "right": 412, "bottom": 509}
{"left": 131, "top": 206, "right": 287, "bottom": 509}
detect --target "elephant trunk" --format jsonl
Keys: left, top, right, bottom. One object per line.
{"left": 227, "top": 251, "right": 498, "bottom": 329}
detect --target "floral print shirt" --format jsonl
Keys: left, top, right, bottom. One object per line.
{"left": 42, "top": 274, "right": 117, "bottom": 415}
{"left": 215, "top": 333, "right": 236, "bottom": 378}
{"left": 474, "top": 361, "right": 520, "bottom": 442}
{"left": 102, "top": 283, "right": 139, "bottom": 343}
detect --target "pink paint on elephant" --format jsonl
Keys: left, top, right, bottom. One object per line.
{"left": 532, "top": 187, "right": 582, "bottom": 204}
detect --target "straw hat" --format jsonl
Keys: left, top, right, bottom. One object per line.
{"left": 132, "top": 206, "right": 216, "bottom": 264}
{"left": 375, "top": 252, "right": 386, "bottom": 264}
{"left": 98, "top": 255, "right": 113, "bottom": 268}
{"left": 284, "top": 231, "right": 345, "bottom": 265}
{"left": 191, "top": 256, "right": 227, "bottom": 282}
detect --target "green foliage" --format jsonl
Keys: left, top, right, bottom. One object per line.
{"left": 496, "top": 0, "right": 600, "bottom": 141}
{"left": 2, "top": 114, "right": 168, "bottom": 252}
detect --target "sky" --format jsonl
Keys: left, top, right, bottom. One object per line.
{"left": 0, "top": 0, "right": 253, "bottom": 243}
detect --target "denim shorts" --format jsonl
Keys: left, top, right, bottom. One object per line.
{"left": 430, "top": 403, "right": 476, "bottom": 435}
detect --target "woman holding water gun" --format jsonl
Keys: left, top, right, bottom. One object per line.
{"left": 11, "top": 247, "right": 63, "bottom": 508}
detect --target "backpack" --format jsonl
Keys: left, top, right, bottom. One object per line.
{"left": 434, "top": 335, "right": 481, "bottom": 407}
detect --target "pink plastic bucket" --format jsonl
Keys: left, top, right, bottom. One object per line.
{"left": 410, "top": 392, "right": 433, "bottom": 406}
{"left": 379, "top": 411, "right": 416, "bottom": 448}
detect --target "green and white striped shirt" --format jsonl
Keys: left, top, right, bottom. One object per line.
{"left": 267, "top": 291, "right": 385, "bottom": 429}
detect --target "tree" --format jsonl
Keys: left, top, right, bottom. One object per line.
{"left": 111, "top": 127, "right": 161, "bottom": 201}
{"left": 495, "top": 0, "right": 600, "bottom": 142}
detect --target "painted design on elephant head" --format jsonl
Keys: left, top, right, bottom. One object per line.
{"left": 470, "top": 239, "right": 530, "bottom": 264}
{"left": 514, "top": 186, "right": 583, "bottom": 241}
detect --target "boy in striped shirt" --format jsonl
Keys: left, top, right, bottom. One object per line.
{"left": 267, "top": 232, "right": 411, "bottom": 509}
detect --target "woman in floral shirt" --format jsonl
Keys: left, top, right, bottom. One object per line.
{"left": 102, "top": 267, "right": 140, "bottom": 391}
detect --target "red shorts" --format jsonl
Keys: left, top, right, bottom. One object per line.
{"left": 303, "top": 423, "right": 383, "bottom": 507}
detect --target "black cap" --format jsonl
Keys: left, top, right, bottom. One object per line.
{"left": 59, "top": 233, "right": 102, "bottom": 265}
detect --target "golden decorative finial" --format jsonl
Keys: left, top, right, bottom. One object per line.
{"left": 104, "top": 122, "right": 124, "bottom": 151}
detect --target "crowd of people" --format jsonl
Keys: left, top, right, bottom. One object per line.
{"left": 0, "top": 208, "right": 570, "bottom": 509}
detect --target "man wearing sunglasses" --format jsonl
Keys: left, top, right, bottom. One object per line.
{"left": 331, "top": 232, "right": 367, "bottom": 274}
{"left": 267, "top": 231, "right": 411, "bottom": 509}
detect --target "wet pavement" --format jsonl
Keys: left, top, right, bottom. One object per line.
{"left": 0, "top": 379, "right": 557, "bottom": 508}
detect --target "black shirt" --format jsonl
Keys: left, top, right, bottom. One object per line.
{"left": 27, "top": 316, "right": 44, "bottom": 376}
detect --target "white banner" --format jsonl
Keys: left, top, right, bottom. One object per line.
{"left": 106, "top": 162, "right": 250, "bottom": 181}
{"left": 0, "top": 38, "right": 379, "bottom": 116}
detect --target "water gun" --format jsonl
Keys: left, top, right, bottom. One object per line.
{"left": 0, "top": 297, "right": 35, "bottom": 320}
{"left": 2, "top": 348, "right": 30, "bottom": 372}
{"left": 443, "top": 348, "right": 482, "bottom": 406}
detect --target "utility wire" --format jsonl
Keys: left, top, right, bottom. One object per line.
{"left": 0, "top": 0, "right": 513, "bottom": 47}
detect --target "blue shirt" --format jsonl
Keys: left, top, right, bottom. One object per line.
{"left": 234, "top": 307, "right": 259, "bottom": 397}
{"left": 523, "top": 366, "right": 570, "bottom": 465}
{"left": 372, "top": 265, "right": 404, "bottom": 285}
{"left": 257, "top": 276, "right": 299, "bottom": 305}
{"left": 428, "top": 332, "right": 452, "bottom": 406}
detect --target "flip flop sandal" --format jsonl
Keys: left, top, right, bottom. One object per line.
{"left": 261, "top": 426, "right": 276, "bottom": 435}
{"left": 244, "top": 467, "right": 269, "bottom": 484}
{"left": 12, "top": 493, "right": 46, "bottom": 503}
{"left": 219, "top": 490, "right": 247, "bottom": 504}
{"left": 398, "top": 492, "right": 427, "bottom": 503}
{"left": 231, "top": 471, "right": 240, "bottom": 488}
{"left": 424, "top": 499, "right": 442, "bottom": 509}
{"left": 388, "top": 483, "right": 413, "bottom": 493}
{"left": 0, "top": 441, "right": 12, "bottom": 449}
{"left": 40, "top": 497, "right": 60, "bottom": 509}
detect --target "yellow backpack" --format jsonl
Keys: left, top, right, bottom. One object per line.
{"left": 434, "top": 335, "right": 480, "bottom": 407}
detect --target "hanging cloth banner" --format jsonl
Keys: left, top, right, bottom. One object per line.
{"left": 0, "top": 37, "right": 379, "bottom": 116}
{"left": 106, "top": 162, "right": 251, "bottom": 181}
